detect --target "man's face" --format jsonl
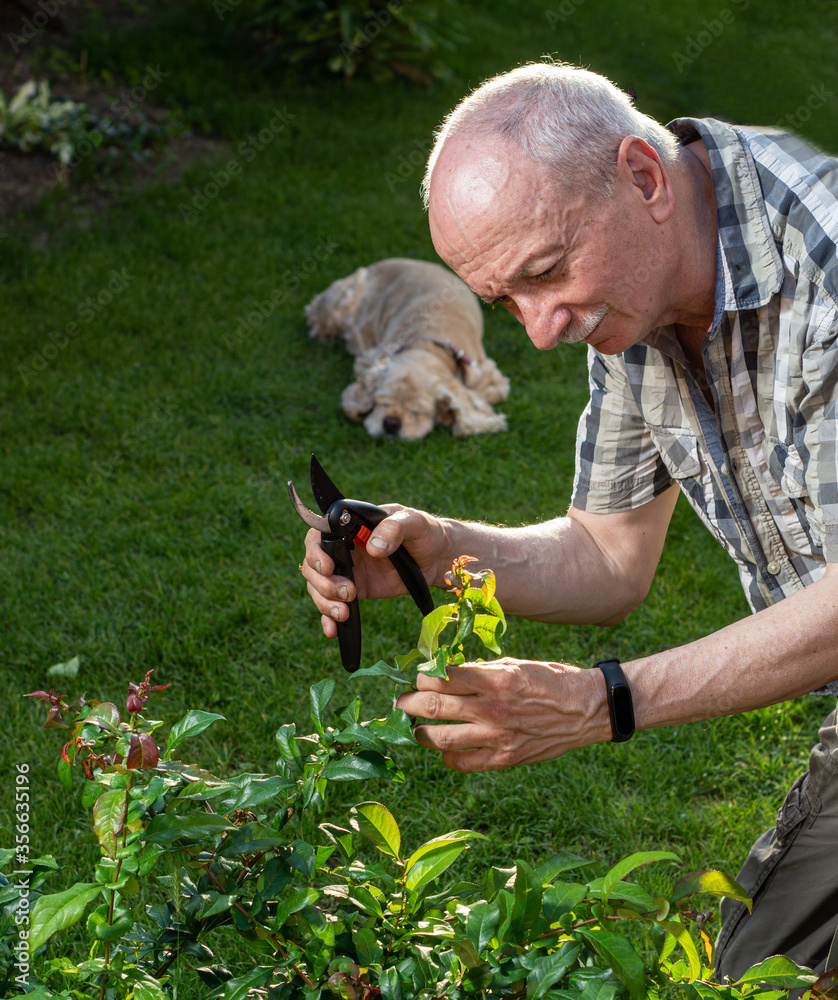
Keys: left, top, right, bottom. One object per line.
{"left": 428, "top": 138, "right": 674, "bottom": 356}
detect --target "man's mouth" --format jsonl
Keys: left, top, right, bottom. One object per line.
{"left": 561, "top": 307, "right": 609, "bottom": 345}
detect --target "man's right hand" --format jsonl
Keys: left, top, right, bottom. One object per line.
{"left": 299, "top": 504, "right": 447, "bottom": 638}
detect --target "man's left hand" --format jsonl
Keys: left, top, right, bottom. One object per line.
{"left": 395, "top": 659, "right": 611, "bottom": 772}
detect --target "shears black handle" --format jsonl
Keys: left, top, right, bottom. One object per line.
{"left": 322, "top": 499, "right": 434, "bottom": 673}
{"left": 320, "top": 533, "right": 363, "bottom": 676}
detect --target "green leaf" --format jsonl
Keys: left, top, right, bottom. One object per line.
{"left": 735, "top": 955, "right": 819, "bottom": 988}
{"left": 350, "top": 801, "right": 400, "bottom": 857}
{"left": 669, "top": 869, "right": 752, "bottom": 909}
{"left": 510, "top": 859, "right": 544, "bottom": 936}
{"left": 536, "top": 851, "right": 593, "bottom": 881}
{"left": 47, "top": 654, "right": 81, "bottom": 677}
{"left": 658, "top": 919, "right": 702, "bottom": 982}
{"left": 87, "top": 901, "right": 133, "bottom": 940}
{"left": 57, "top": 755, "right": 73, "bottom": 792}
{"left": 275, "top": 722, "right": 303, "bottom": 776}
{"left": 417, "top": 605, "right": 456, "bottom": 659}
{"left": 405, "top": 842, "right": 469, "bottom": 893}
{"left": 137, "top": 844, "right": 166, "bottom": 876}
{"left": 600, "top": 850, "right": 679, "bottom": 904}
{"left": 219, "top": 822, "right": 287, "bottom": 856}
{"left": 526, "top": 940, "right": 582, "bottom": 999}
{"left": 355, "top": 660, "right": 413, "bottom": 684}
{"left": 166, "top": 710, "right": 226, "bottom": 753}
{"left": 273, "top": 887, "right": 321, "bottom": 929}
{"left": 485, "top": 865, "right": 516, "bottom": 900}
{"left": 473, "top": 612, "right": 506, "bottom": 655}
{"left": 466, "top": 900, "right": 501, "bottom": 952}
{"left": 29, "top": 881, "right": 102, "bottom": 953}
{"left": 577, "top": 927, "right": 647, "bottom": 1000}
{"left": 310, "top": 678, "right": 336, "bottom": 734}
{"left": 354, "top": 924, "right": 383, "bottom": 964}
{"left": 371, "top": 709, "right": 418, "bottom": 746}
{"left": 226, "top": 774, "right": 296, "bottom": 810}
{"left": 334, "top": 722, "right": 387, "bottom": 753}
{"left": 379, "top": 966, "right": 403, "bottom": 1000}
{"left": 145, "top": 812, "right": 236, "bottom": 843}
{"left": 407, "top": 829, "right": 482, "bottom": 866}
{"left": 542, "top": 881, "right": 587, "bottom": 923}
{"left": 222, "top": 965, "right": 273, "bottom": 999}
{"left": 321, "top": 749, "right": 393, "bottom": 781}
{"left": 93, "top": 788, "right": 127, "bottom": 859}
{"left": 84, "top": 701, "right": 121, "bottom": 732}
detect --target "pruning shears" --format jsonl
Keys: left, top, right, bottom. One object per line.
{"left": 288, "top": 454, "right": 434, "bottom": 672}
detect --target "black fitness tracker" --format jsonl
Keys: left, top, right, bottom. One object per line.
{"left": 594, "top": 658, "right": 635, "bottom": 743}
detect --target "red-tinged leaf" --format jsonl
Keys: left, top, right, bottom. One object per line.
{"left": 812, "top": 965, "right": 838, "bottom": 998}
{"left": 93, "top": 788, "right": 127, "bottom": 858}
{"left": 61, "top": 741, "right": 73, "bottom": 764}
{"left": 127, "top": 732, "right": 159, "bottom": 769}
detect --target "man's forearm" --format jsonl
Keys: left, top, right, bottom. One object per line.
{"left": 434, "top": 488, "right": 679, "bottom": 626}
{"left": 626, "top": 564, "right": 838, "bottom": 730}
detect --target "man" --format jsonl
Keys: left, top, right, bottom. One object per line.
{"left": 300, "top": 62, "right": 838, "bottom": 978}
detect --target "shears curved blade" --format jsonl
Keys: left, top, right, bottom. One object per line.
{"left": 289, "top": 454, "right": 434, "bottom": 672}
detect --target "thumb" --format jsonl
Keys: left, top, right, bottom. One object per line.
{"left": 366, "top": 507, "right": 407, "bottom": 558}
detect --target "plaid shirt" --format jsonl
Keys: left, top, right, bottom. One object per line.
{"left": 572, "top": 118, "right": 838, "bottom": 690}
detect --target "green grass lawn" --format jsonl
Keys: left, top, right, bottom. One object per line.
{"left": 2, "top": 0, "right": 838, "bottom": 985}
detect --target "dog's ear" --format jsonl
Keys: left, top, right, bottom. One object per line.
{"left": 341, "top": 380, "right": 374, "bottom": 423}
{"left": 465, "top": 359, "right": 511, "bottom": 405}
{"left": 434, "top": 379, "right": 507, "bottom": 436}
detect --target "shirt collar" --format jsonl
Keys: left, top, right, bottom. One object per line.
{"left": 667, "top": 117, "right": 784, "bottom": 329}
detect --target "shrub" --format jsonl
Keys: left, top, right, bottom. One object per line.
{"left": 240, "top": 0, "right": 462, "bottom": 83}
{"left": 3, "top": 560, "right": 826, "bottom": 998}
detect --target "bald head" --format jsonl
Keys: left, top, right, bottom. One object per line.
{"left": 421, "top": 60, "right": 681, "bottom": 209}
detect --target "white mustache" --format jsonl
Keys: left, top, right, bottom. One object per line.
{"left": 561, "top": 306, "right": 609, "bottom": 345}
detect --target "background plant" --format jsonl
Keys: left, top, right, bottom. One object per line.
{"left": 0, "top": 79, "right": 181, "bottom": 168}
{"left": 238, "top": 0, "right": 462, "bottom": 83}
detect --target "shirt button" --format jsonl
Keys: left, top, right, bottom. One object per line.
{"left": 720, "top": 463, "right": 729, "bottom": 477}
{"left": 766, "top": 560, "right": 781, "bottom": 575}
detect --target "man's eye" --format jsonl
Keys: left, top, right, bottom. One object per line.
{"left": 534, "top": 263, "right": 557, "bottom": 281}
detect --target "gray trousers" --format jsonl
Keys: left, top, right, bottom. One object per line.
{"left": 715, "top": 705, "right": 838, "bottom": 980}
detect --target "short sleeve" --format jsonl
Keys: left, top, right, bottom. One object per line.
{"left": 571, "top": 348, "right": 675, "bottom": 513}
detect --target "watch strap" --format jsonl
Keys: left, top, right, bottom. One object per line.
{"left": 594, "top": 658, "right": 635, "bottom": 743}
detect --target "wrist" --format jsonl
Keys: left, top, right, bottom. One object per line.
{"left": 594, "top": 658, "right": 635, "bottom": 742}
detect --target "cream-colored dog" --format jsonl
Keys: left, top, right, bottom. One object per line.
{"left": 304, "top": 258, "right": 510, "bottom": 440}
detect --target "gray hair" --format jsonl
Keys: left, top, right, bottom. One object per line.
{"left": 421, "top": 61, "right": 681, "bottom": 207}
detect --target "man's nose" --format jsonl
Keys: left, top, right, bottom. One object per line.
{"left": 516, "top": 296, "right": 571, "bottom": 350}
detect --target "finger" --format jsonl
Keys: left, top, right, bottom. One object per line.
{"left": 412, "top": 661, "right": 508, "bottom": 696}
{"left": 396, "top": 688, "right": 481, "bottom": 723}
{"left": 320, "top": 613, "right": 338, "bottom": 639}
{"left": 307, "top": 578, "right": 351, "bottom": 624}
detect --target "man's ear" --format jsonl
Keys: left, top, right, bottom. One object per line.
{"left": 617, "top": 135, "right": 674, "bottom": 223}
